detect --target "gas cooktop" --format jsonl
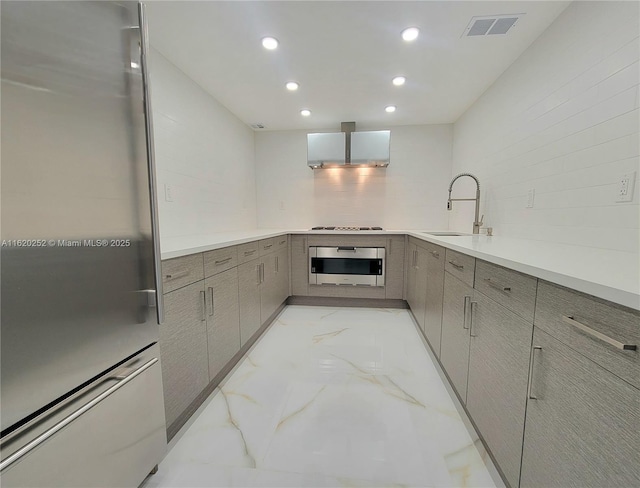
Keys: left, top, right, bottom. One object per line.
{"left": 311, "top": 226, "right": 383, "bottom": 231}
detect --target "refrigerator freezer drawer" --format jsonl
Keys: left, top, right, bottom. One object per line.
{"left": 0, "top": 346, "right": 166, "bottom": 488}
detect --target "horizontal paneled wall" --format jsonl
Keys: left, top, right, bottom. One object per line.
{"left": 149, "top": 48, "right": 257, "bottom": 244}
{"left": 451, "top": 1, "right": 639, "bottom": 252}
{"left": 255, "top": 125, "right": 453, "bottom": 230}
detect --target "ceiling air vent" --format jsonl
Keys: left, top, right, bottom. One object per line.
{"left": 463, "top": 14, "right": 523, "bottom": 37}
{"left": 251, "top": 123, "right": 266, "bottom": 129}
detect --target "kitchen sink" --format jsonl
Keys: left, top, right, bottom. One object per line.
{"left": 422, "top": 231, "right": 467, "bottom": 236}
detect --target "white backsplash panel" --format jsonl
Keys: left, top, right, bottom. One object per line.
{"left": 148, "top": 48, "right": 257, "bottom": 244}
{"left": 256, "top": 125, "right": 453, "bottom": 229}
{"left": 451, "top": 1, "right": 639, "bottom": 252}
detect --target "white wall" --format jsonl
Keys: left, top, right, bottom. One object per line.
{"left": 255, "top": 125, "right": 453, "bottom": 230}
{"left": 451, "top": 1, "right": 639, "bottom": 252}
{"left": 149, "top": 48, "right": 257, "bottom": 244}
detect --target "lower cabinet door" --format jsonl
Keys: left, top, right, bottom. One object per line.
{"left": 424, "top": 248, "right": 445, "bottom": 356}
{"left": 290, "top": 235, "right": 308, "bottom": 296}
{"left": 205, "top": 268, "right": 240, "bottom": 380}
{"left": 466, "top": 292, "right": 533, "bottom": 488}
{"left": 520, "top": 328, "right": 640, "bottom": 488}
{"left": 159, "top": 281, "right": 210, "bottom": 427}
{"left": 260, "top": 253, "right": 278, "bottom": 324}
{"left": 406, "top": 244, "right": 417, "bottom": 314}
{"left": 238, "top": 259, "right": 261, "bottom": 346}
{"left": 275, "top": 247, "right": 289, "bottom": 305}
{"left": 439, "top": 272, "right": 473, "bottom": 403}
{"left": 407, "top": 244, "right": 427, "bottom": 331}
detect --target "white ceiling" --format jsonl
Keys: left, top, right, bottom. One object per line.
{"left": 146, "top": 1, "right": 569, "bottom": 131}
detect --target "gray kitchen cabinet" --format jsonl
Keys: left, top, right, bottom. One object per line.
{"left": 205, "top": 267, "right": 240, "bottom": 381}
{"left": 290, "top": 235, "right": 309, "bottom": 296}
{"left": 424, "top": 243, "right": 445, "bottom": 356}
{"left": 275, "top": 246, "right": 290, "bottom": 306}
{"left": 385, "top": 235, "right": 405, "bottom": 299}
{"left": 439, "top": 271, "right": 474, "bottom": 403}
{"left": 260, "top": 251, "right": 279, "bottom": 324}
{"left": 520, "top": 327, "right": 640, "bottom": 488}
{"left": 406, "top": 242, "right": 428, "bottom": 331}
{"left": 159, "top": 280, "right": 210, "bottom": 428}
{"left": 238, "top": 258, "right": 262, "bottom": 346}
{"left": 466, "top": 291, "right": 533, "bottom": 488}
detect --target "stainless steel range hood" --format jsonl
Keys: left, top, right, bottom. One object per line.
{"left": 307, "top": 122, "right": 390, "bottom": 169}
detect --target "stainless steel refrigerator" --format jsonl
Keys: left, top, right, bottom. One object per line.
{"left": 0, "top": 2, "right": 167, "bottom": 486}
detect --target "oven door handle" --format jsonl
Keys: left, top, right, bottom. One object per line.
{"left": 336, "top": 247, "right": 357, "bottom": 252}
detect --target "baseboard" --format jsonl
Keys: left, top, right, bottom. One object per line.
{"left": 407, "top": 308, "right": 508, "bottom": 488}
{"left": 166, "top": 301, "right": 287, "bottom": 442}
{"left": 288, "top": 296, "right": 408, "bottom": 309}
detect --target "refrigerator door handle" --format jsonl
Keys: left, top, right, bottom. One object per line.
{"left": 0, "top": 358, "right": 159, "bottom": 474}
{"left": 138, "top": 2, "right": 164, "bottom": 324}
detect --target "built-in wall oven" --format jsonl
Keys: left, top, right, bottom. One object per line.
{"left": 309, "top": 246, "right": 385, "bottom": 286}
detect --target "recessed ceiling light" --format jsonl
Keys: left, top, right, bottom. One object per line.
{"left": 385, "top": 105, "right": 396, "bottom": 113}
{"left": 300, "top": 109, "right": 311, "bottom": 117}
{"left": 392, "top": 76, "right": 406, "bottom": 86}
{"left": 286, "top": 81, "right": 299, "bottom": 91}
{"left": 261, "top": 37, "right": 279, "bottom": 50}
{"left": 401, "top": 27, "right": 420, "bottom": 41}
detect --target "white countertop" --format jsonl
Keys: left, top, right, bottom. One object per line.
{"left": 161, "top": 229, "right": 640, "bottom": 311}
{"left": 161, "top": 229, "right": 294, "bottom": 260}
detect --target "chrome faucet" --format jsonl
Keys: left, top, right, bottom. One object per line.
{"left": 447, "top": 173, "right": 483, "bottom": 234}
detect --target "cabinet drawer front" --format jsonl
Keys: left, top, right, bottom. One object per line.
{"left": 204, "top": 246, "right": 238, "bottom": 277}
{"left": 535, "top": 281, "right": 639, "bottom": 389}
{"left": 421, "top": 241, "right": 445, "bottom": 260}
{"left": 444, "top": 249, "right": 475, "bottom": 287}
{"left": 474, "top": 260, "right": 537, "bottom": 322}
{"left": 275, "top": 234, "right": 289, "bottom": 251}
{"left": 259, "top": 237, "right": 277, "bottom": 256}
{"left": 162, "top": 254, "right": 204, "bottom": 293}
{"left": 237, "top": 241, "right": 260, "bottom": 264}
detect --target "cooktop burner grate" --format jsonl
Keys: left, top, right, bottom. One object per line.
{"left": 311, "top": 226, "right": 383, "bottom": 231}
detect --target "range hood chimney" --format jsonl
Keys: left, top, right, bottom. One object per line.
{"left": 342, "top": 121, "right": 356, "bottom": 164}
{"left": 307, "top": 122, "right": 390, "bottom": 169}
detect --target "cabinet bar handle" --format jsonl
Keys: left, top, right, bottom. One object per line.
{"left": 469, "top": 301, "right": 478, "bottom": 337}
{"left": 562, "top": 316, "right": 637, "bottom": 351}
{"left": 200, "top": 291, "right": 206, "bottom": 321}
{"left": 208, "top": 286, "right": 214, "bottom": 316}
{"left": 484, "top": 278, "right": 511, "bottom": 292}
{"left": 448, "top": 260, "right": 464, "bottom": 270}
{"left": 0, "top": 357, "right": 158, "bottom": 473}
{"left": 256, "top": 265, "right": 261, "bottom": 285}
{"left": 414, "top": 250, "right": 418, "bottom": 268}
{"left": 528, "top": 346, "right": 543, "bottom": 400}
{"left": 261, "top": 262, "right": 265, "bottom": 283}
{"left": 430, "top": 251, "right": 440, "bottom": 258}
{"left": 279, "top": 240, "right": 286, "bottom": 245}
{"left": 244, "top": 250, "right": 256, "bottom": 256}
{"left": 214, "top": 257, "right": 232, "bottom": 265}
{"left": 264, "top": 244, "right": 273, "bottom": 249}
{"left": 165, "top": 270, "right": 189, "bottom": 280}
{"left": 276, "top": 256, "right": 279, "bottom": 273}
{"left": 337, "top": 246, "right": 356, "bottom": 252}
{"left": 463, "top": 295, "right": 471, "bottom": 330}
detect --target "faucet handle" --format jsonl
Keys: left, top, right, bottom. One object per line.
{"left": 478, "top": 214, "right": 484, "bottom": 226}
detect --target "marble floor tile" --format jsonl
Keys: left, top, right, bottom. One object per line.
{"left": 142, "top": 306, "right": 501, "bottom": 488}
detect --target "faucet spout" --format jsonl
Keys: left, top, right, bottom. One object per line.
{"left": 447, "top": 173, "right": 482, "bottom": 234}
